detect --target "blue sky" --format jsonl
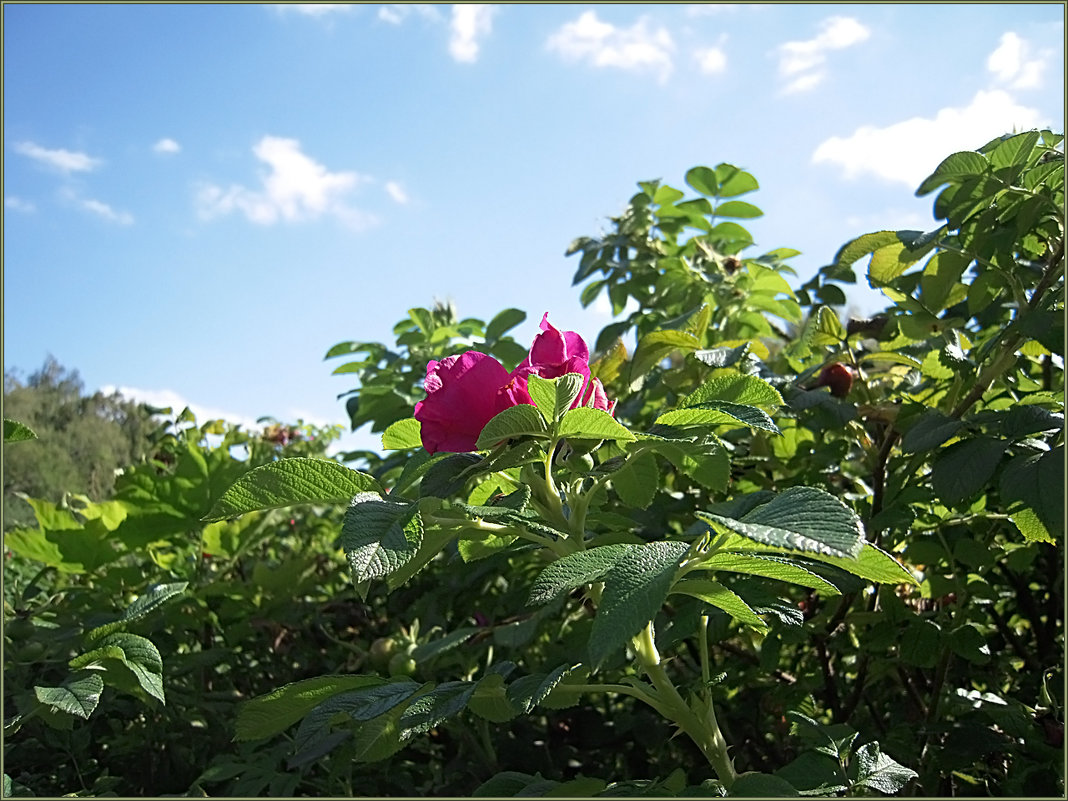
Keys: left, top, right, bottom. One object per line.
{"left": 4, "top": 3, "right": 1064, "bottom": 454}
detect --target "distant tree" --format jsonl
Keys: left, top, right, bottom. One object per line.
{"left": 3, "top": 356, "right": 156, "bottom": 529}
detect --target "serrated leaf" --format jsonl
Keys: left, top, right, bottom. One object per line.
{"left": 901, "top": 410, "right": 964, "bottom": 453}
{"left": 528, "top": 373, "right": 584, "bottom": 424}
{"left": 916, "top": 151, "right": 990, "bottom": 195}
{"left": 1000, "top": 447, "right": 1064, "bottom": 538}
{"left": 85, "top": 582, "right": 188, "bottom": 642}
{"left": 203, "top": 458, "right": 381, "bottom": 521}
{"left": 703, "top": 553, "right": 840, "bottom": 595}
{"left": 589, "top": 541, "right": 690, "bottom": 668}
{"left": 558, "top": 407, "right": 636, "bottom": 442}
{"left": 611, "top": 450, "right": 659, "bottom": 509}
{"left": 3, "top": 418, "right": 37, "bottom": 443}
{"left": 672, "top": 578, "right": 767, "bottom": 631}
{"left": 469, "top": 673, "right": 519, "bottom": 722}
{"left": 506, "top": 664, "right": 573, "bottom": 713}
{"left": 34, "top": 674, "right": 104, "bottom": 720}
{"left": 682, "top": 371, "right": 783, "bottom": 408}
{"left": 400, "top": 681, "right": 477, "bottom": 737}
{"left": 834, "top": 231, "right": 903, "bottom": 269}
{"left": 698, "top": 486, "right": 864, "bottom": 559}
{"left": 476, "top": 404, "right": 549, "bottom": 449}
{"left": 931, "top": 437, "right": 1007, "bottom": 505}
{"left": 657, "top": 402, "right": 780, "bottom": 434}
{"left": 87, "top": 633, "right": 166, "bottom": 703}
{"left": 805, "top": 541, "right": 917, "bottom": 586}
{"left": 235, "top": 675, "right": 387, "bottom": 741}
{"left": 849, "top": 742, "right": 918, "bottom": 794}
{"left": 693, "top": 343, "right": 750, "bottom": 368}
{"left": 528, "top": 544, "right": 633, "bottom": 605}
{"left": 630, "top": 329, "right": 700, "bottom": 382}
{"left": 382, "top": 418, "right": 422, "bottom": 450}
{"left": 1011, "top": 507, "right": 1054, "bottom": 543}
{"left": 341, "top": 493, "right": 423, "bottom": 583}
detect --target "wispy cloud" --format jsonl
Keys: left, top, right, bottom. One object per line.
{"left": 13, "top": 141, "right": 102, "bottom": 173}
{"left": 378, "top": 4, "right": 441, "bottom": 25}
{"left": 694, "top": 43, "right": 727, "bottom": 75}
{"left": 776, "top": 15, "right": 870, "bottom": 94}
{"left": 60, "top": 188, "right": 134, "bottom": 224}
{"left": 272, "top": 3, "right": 353, "bottom": 17}
{"left": 987, "top": 32, "right": 1051, "bottom": 90}
{"left": 547, "top": 11, "right": 675, "bottom": 82}
{"left": 811, "top": 89, "right": 1048, "bottom": 188}
{"left": 449, "top": 4, "right": 495, "bottom": 63}
{"left": 5, "top": 196, "right": 35, "bottom": 213}
{"left": 197, "top": 136, "right": 376, "bottom": 229}
{"left": 384, "top": 180, "right": 409, "bottom": 204}
{"left": 153, "top": 138, "right": 181, "bottom": 155}
{"left": 101, "top": 385, "right": 265, "bottom": 432}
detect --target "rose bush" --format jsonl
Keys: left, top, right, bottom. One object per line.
{"left": 414, "top": 313, "right": 614, "bottom": 453}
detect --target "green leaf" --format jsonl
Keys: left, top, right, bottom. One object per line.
{"left": 715, "top": 164, "right": 759, "bottom": 197}
{"left": 476, "top": 404, "right": 549, "bottom": 449}
{"left": 588, "top": 541, "right": 690, "bottom": 668}
{"left": 558, "top": 407, "right": 636, "bottom": 442}
{"left": 341, "top": 493, "right": 423, "bottom": 583}
{"left": 657, "top": 402, "right": 780, "bottom": 434}
{"left": 804, "top": 542, "right": 917, "bottom": 586}
{"left": 528, "top": 545, "right": 633, "bottom": 605}
{"left": 698, "top": 487, "right": 864, "bottom": 559}
{"left": 715, "top": 200, "right": 763, "bottom": 218}
{"left": 382, "top": 418, "right": 422, "bottom": 450}
{"left": 901, "top": 410, "right": 964, "bottom": 453}
{"left": 400, "top": 681, "right": 477, "bottom": 737}
{"left": 611, "top": 450, "right": 659, "bottom": 509}
{"left": 235, "top": 674, "right": 387, "bottom": 741}
{"left": 630, "top": 329, "right": 699, "bottom": 382}
{"left": 203, "top": 458, "right": 382, "bottom": 521}
{"left": 469, "top": 673, "right": 519, "bottom": 722}
{"left": 86, "top": 582, "right": 189, "bottom": 642}
{"left": 83, "top": 632, "right": 166, "bottom": 703}
{"left": 684, "top": 166, "right": 718, "bottom": 196}
{"left": 1011, "top": 507, "right": 1054, "bottom": 544}
{"left": 682, "top": 371, "right": 783, "bottom": 408}
{"left": 834, "top": 231, "right": 903, "bottom": 269}
{"left": 931, "top": 437, "right": 1007, "bottom": 505}
{"left": 730, "top": 772, "right": 800, "bottom": 797}
{"left": 3, "top": 418, "right": 37, "bottom": 443}
{"left": 672, "top": 578, "right": 767, "bottom": 631}
{"left": 848, "top": 742, "right": 918, "bottom": 794}
{"left": 948, "top": 623, "right": 991, "bottom": 665}
{"left": 704, "top": 553, "right": 841, "bottom": 595}
{"left": 988, "top": 130, "right": 1040, "bottom": 170}
{"left": 506, "top": 664, "right": 574, "bottom": 713}
{"left": 868, "top": 242, "right": 924, "bottom": 285}
{"left": 486, "top": 308, "right": 526, "bottom": 342}
{"left": 1000, "top": 447, "right": 1064, "bottom": 538}
{"left": 34, "top": 674, "right": 104, "bottom": 720}
{"left": 528, "top": 373, "right": 584, "bottom": 424}
{"left": 916, "top": 151, "right": 990, "bottom": 195}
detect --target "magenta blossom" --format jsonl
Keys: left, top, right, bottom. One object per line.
{"left": 510, "top": 314, "right": 614, "bottom": 414}
{"left": 414, "top": 315, "right": 616, "bottom": 454}
{"left": 414, "top": 351, "right": 515, "bottom": 454}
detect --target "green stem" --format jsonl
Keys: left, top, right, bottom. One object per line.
{"left": 631, "top": 622, "right": 737, "bottom": 789}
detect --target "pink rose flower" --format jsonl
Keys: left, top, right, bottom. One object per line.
{"left": 414, "top": 351, "right": 515, "bottom": 454}
{"left": 413, "top": 315, "right": 617, "bottom": 454}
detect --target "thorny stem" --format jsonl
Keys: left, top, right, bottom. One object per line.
{"left": 630, "top": 622, "right": 737, "bottom": 790}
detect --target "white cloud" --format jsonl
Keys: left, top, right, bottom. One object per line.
{"left": 384, "top": 180, "right": 409, "bottom": 204}
{"left": 547, "top": 11, "right": 675, "bottom": 82}
{"left": 14, "top": 141, "right": 101, "bottom": 173}
{"left": 59, "top": 187, "right": 134, "bottom": 224}
{"left": 5, "top": 196, "right": 35, "bottom": 213}
{"left": 273, "top": 3, "right": 353, "bottom": 17}
{"left": 197, "top": 136, "right": 377, "bottom": 229}
{"left": 449, "top": 4, "right": 495, "bottom": 63}
{"left": 695, "top": 45, "right": 727, "bottom": 75}
{"left": 101, "top": 385, "right": 265, "bottom": 432}
{"left": 153, "top": 138, "right": 181, "bottom": 154}
{"left": 987, "top": 32, "right": 1050, "bottom": 90}
{"left": 812, "top": 90, "right": 1049, "bottom": 188}
{"left": 378, "top": 4, "right": 441, "bottom": 24}
{"left": 776, "top": 15, "right": 870, "bottom": 94}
